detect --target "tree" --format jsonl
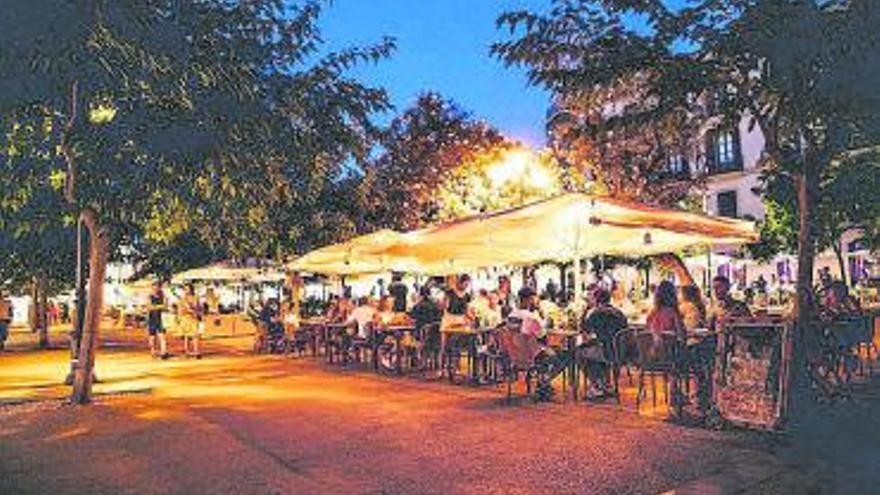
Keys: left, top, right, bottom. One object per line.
{"left": 1, "top": 106, "right": 78, "bottom": 347}
{"left": 492, "top": 0, "right": 880, "bottom": 333}
{"left": 0, "top": 226, "right": 76, "bottom": 348}
{"left": 361, "top": 92, "right": 509, "bottom": 231}
{"left": 550, "top": 78, "right": 705, "bottom": 207}
{"left": 435, "top": 147, "right": 589, "bottom": 220}
{"left": 493, "top": 7, "right": 708, "bottom": 208}
{"left": 752, "top": 151, "right": 880, "bottom": 285}
{"left": 1, "top": 0, "right": 392, "bottom": 403}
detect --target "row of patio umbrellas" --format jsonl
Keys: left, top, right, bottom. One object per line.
{"left": 289, "top": 193, "right": 759, "bottom": 276}
{"left": 134, "top": 193, "right": 757, "bottom": 290}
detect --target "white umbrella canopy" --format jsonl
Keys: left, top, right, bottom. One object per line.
{"left": 291, "top": 193, "right": 759, "bottom": 276}
{"left": 288, "top": 229, "right": 414, "bottom": 275}
{"left": 376, "top": 193, "right": 758, "bottom": 273}
{"left": 171, "top": 261, "right": 283, "bottom": 284}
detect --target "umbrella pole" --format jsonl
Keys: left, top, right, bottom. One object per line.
{"left": 707, "top": 250, "right": 713, "bottom": 301}
{"left": 573, "top": 257, "right": 582, "bottom": 303}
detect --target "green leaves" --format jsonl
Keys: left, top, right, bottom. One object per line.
{"left": 1, "top": 1, "right": 394, "bottom": 284}
{"left": 360, "top": 93, "right": 509, "bottom": 231}
{"left": 753, "top": 151, "right": 880, "bottom": 260}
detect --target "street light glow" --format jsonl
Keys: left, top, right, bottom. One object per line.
{"left": 486, "top": 148, "right": 553, "bottom": 191}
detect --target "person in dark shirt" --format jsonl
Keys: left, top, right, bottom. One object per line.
{"left": 496, "top": 275, "right": 513, "bottom": 317}
{"left": 389, "top": 272, "right": 409, "bottom": 313}
{"left": 708, "top": 275, "right": 751, "bottom": 331}
{"left": 410, "top": 286, "right": 442, "bottom": 354}
{"left": 0, "top": 289, "right": 12, "bottom": 352}
{"left": 820, "top": 280, "right": 862, "bottom": 321}
{"left": 445, "top": 274, "right": 472, "bottom": 317}
{"left": 580, "top": 287, "right": 628, "bottom": 399}
{"left": 410, "top": 286, "right": 442, "bottom": 329}
{"left": 260, "top": 299, "right": 283, "bottom": 337}
{"left": 147, "top": 281, "right": 169, "bottom": 359}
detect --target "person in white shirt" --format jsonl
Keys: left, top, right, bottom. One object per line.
{"left": 346, "top": 298, "right": 377, "bottom": 339}
{"left": 470, "top": 289, "right": 502, "bottom": 328}
{"left": 508, "top": 287, "right": 545, "bottom": 338}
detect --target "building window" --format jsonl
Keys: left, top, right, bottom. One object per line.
{"left": 705, "top": 127, "right": 742, "bottom": 174}
{"left": 667, "top": 153, "right": 689, "bottom": 177}
{"left": 716, "top": 131, "right": 736, "bottom": 166}
{"left": 717, "top": 190, "right": 738, "bottom": 218}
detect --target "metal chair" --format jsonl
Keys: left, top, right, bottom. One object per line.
{"left": 495, "top": 328, "right": 540, "bottom": 402}
{"left": 633, "top": 332, "right": 681, "bottom": 412}
{"left": 325, "top": 322, "right": 355, "bottom": 364}
{"left": 414, "top": 322, "right": 442, "bottom": 371}
{"left": 610, "top": 327, "right": 638, "bottom": 404}
{"left": 856, "top": 315, "right": 877, "bottom": 376}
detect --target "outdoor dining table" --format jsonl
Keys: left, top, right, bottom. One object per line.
{"left": 298, "top": 318, "right": 327, "bottom": 357}
{"left": 546, "top": 329, "right": 582, "bottom": 401}
{"left": 440, "top": 326, "right": 494, "bottom": 384}
{"left": 324, "top": 322, "right": 352, "bottom": 364}
{"left": 369, "top": 324, "right": 417, "bottom": 375}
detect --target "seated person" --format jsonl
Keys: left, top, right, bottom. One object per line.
{"left": 508, "top": 286, "right": 545, "bottom": 338}
{"left": 538, "top": 296, "right": 562, "bottom": 330}
{"left": 470, "top": 289, "right": 502, "bottom": 328}
{"left": 346, "top": 297, "right": 377, "bottom": 339}
{"left": 646, "top": 281, "right": 686, "bottom": 344}
{"left": 376, "top": 296, "right": 396, "bottom": 326}
{"left": 645, "top": 281, "right": 687, "bottom": 405}
{"left": 323, "top": 295, "right": 340, "bottom": 320}
{"left": 330, "top": 288, "right": 356, "bottom": 323}
{"left": 260, "top": 299, "right": 284, "bottom": 338}
{"left": 708, "top": 275, "right": 751, "bottom": 331}
{"left": 580, "top": 287, "right": 628, "bottom": 399}
{"left": 508, "top": 286, "right": 563, "bottom": 400}
{"left": 679, "top": 285, "right": 707, "bottom": 332}
{"left": 410, "top": 286, "right": 442, "bottom": 349}
{"left": 410, "top": 286, "right": 442, "bottom": 330}
{"left": 820, "top": 280, "right": 862, "bottom": 322}
{"left": 388, "top": 273, "right": 409, "bottom": 313}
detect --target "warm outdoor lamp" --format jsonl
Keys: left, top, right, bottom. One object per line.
{"left": 486, "top": 148, "right": 553, "bottom": 196}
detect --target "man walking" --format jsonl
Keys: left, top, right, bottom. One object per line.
{"left": 147, "top": 281, "right": 169, "bottom": 359}
{"left": 0, "top": 290, "right": 12, "bottom": 351}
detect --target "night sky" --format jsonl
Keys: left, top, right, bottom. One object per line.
{"left": 319, "top": 0, "right": 553, "bottom": 147}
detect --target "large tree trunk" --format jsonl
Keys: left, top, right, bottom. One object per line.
{"left": 37, "top": 275, "right": 49, "bottom": 348}
{"left": 795, "top": 161, "right": 820, "bottom": 339}
{"left": 831, "top": 239, "right": 848, "bottom": 287}
{"left": 71, "top": 208, "right": 110, "bottom": 405}
{"left": 29, "top": 276, "right": 49, "bottom": 347}
{"left": 29, "top": 279, "right": 38, "bottom": 334}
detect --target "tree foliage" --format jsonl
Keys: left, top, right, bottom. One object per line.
{"left": 360, "top": 93, "right": 509, "bottom": 231}
{"left": 1, "top": 0, "right": 394, "bottom": 271}
{"left": 436, "top": 147, "right": 589, "bottom": 221}
{"left": 492, "top": 2, "right": 710, "bottom": 206}
{"left": 0, "top": 0, "right": 394, "bottom": 400}
{"left": 752, "top": 152, "right": 880, "bottom": 268}
{"left": 492, "top": 0, "right": 880, "bottom": 324}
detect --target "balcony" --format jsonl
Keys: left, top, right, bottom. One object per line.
{"left": 707, "top": 159, "right": 743, "bottom": 176}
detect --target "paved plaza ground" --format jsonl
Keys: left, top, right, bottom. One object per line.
{"left": 0, "top": 327, "right": 876, "bottom": 494}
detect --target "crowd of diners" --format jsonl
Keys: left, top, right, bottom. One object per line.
{"left": 244, "top": 262, "right": 872, "bottom": 406}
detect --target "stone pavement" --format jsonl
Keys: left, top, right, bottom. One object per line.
{"left": 0, "top": 335, "right": 874, "bottom": 494}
